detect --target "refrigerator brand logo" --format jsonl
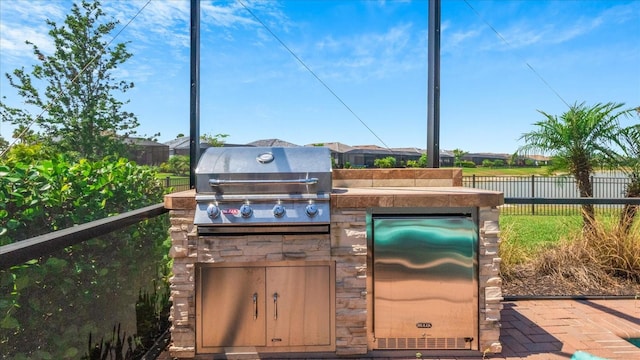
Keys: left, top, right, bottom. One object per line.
{"left": 416, "top": 322, "right": 432, "bottom": 329}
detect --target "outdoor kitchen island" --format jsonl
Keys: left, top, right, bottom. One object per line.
{"left": 165, "top": 168, "right": 504, "bottom": 359}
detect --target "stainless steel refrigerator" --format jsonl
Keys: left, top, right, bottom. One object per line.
{"left": 370, "top": 209, "right": 478, "bottom": 350}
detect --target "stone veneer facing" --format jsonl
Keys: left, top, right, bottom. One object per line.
{"left": 330, "top": 206, "right": 503, "bottom": 356}
{"left": 165, "top": 169, "right": 504, "bottom": 358}
{"left": 479, "top": 207, "right": 504, "bottom": 354}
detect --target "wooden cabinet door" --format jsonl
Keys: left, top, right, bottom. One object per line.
{"left": 266, "top": 265, "right": 331, "bottom": 347}
{"left": 198, "top": 266, "right": 266, "bottom": 348}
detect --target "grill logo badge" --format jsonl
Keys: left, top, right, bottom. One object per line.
{"left": 256, "top": 152, "right": 274, "bottom": 164}
{"left": 416, "top": 322, "right": 432, "bottom": 329}
{"left": 222, "top": 208, "right": 240, "bottom": 215}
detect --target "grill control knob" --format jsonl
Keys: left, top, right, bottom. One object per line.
{"left": 206, "top": 204, "right": 220, "bottom": 219}
{"left": 239, "top": 204, "right": 253, "bottom": 218}
{"left": 305, "top": 203, "right": 319, "bottom": 218}
{"left": 272, "top": 204, "right": 286, "bottom": 218}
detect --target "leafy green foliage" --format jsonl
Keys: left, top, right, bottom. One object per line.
{"left": 0, "top": 148, "right": 164, "bottom": 243}
{"left": 482, "top": 159, "right": 494, "bottom": 168}
{"left": 373, "top": 156, "right": 396, "bottom": 168}
{"left": 406, "top": 154, "right": 427, "bottom": 168}
{"left": 610, "top": 122, "right": 640, "bottom": 233}
{"left": 159, "top": 155, "right": 189, "bottom": 177}
{"left": 481, "top": 159, "right": 505, "bottom": 168}
{"left": 200, "top": 133, "right": 229, "bottom": 147}
{"left": 452, "top": 148, "right": 468, "bottom": 167}
{"left": 0, "top": 136, "right": 7, "bottom": 153}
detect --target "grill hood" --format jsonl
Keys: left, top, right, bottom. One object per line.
{"left": 195, "top": 146, "right": 332, "bottom": 196}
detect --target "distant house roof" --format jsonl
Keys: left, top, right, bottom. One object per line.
{"left": 347, "top": 145, "right": 395, "bottom": 155}
{"left": 391, "top": 147, "right": 424, "bottom": 155}
{"left": 346, "top": 145, "right": 426, "bottom": 157}
{"left": 525, "top": 154, "right": 552, "bottom": 162}
{"left": 306, "top": 142, "right": 354, "bottom": 153}
{"left": 352, "top": 145, "right": 387, "bottom": 150}
{"left": 164, "top": 136, "right": 248, "bottom": 151}
{"left": 164, "top": 136, "right": 191, "bottom": 149}
{"left": 440, "top": 149, "right": 455, "bottom": 158}
{"left": 161, "top": 137, "right": 534, "bottom": 161}
{"left": 247, "top": 139, "right": 300, "bottom": 147}
{"left": 122, "top": 137, "right": 168, "bottom": 147}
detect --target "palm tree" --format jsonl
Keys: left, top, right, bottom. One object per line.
{"left": 452, "top": 148, "right": 468, "bottom": 167}
{"left": 518, "top": 102, "right": 628, "bottom": 232}
{"left": 605, "top": 120, "right": 640, "bottom": 235}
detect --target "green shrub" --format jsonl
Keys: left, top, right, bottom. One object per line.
{"left": 0, "top": 153, "right": 164, "bottom": 243}
{"left": 493, "top": 159, "right": 505, "bottom": 167}
{"left": 374, "top": 156, "right": 396, "bottom": 168}
{"left": 159, "top": 155, "right": 189, "bottom": 176}
{"left": 0, "top": 150, "right": 169, "bottom": 359}
{"left": 406, "top": 154, "right": 428, "bottom": 168}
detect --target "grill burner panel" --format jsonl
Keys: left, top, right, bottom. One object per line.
{"left": 193, "top": 198, "right": 330, "bottom": 227}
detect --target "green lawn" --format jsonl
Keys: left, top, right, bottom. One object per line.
{"left": 461, "top": 166, "right": 554, "bottom": 176}
{"left": 156, "top": 172, "right": 188, "bottom": 179}
{"left": 500, "top": 214, "right": 582, "bottom": 252}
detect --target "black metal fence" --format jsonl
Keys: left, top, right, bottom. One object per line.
{"left": 463, "top": 175, "right": 634, "bottom": 216}
{"left": 164, "top": 176, "right": 190, "bottom": 192}
{"left": 164, "top": 174, "right": 638, "bottom": 215}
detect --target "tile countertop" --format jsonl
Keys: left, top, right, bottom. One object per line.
{"left": 164, "top": 187, "right": 504, "bottom": 210}
{"left": 331, "top": 186, "right": 503, "bottom": 209}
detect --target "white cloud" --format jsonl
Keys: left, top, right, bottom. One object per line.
{"left": 0, "top": 0, "right": 66, "bottom": 21}
{"left": 445, "top": 27, "right": 482, "bottom": 49}
{"left": 480, "top": 1, "right": 639, "bottom": 51}
{"left": 315, "top": 36, "right": 340, "bottom": 52}
{"left": 313, "top": 22, "right": 422, "bottom": 82}
{"left": 103, "top": 0, "right": 190, "bottom": 48}
{"left": 547, "top": 19, "right": 599, "bottom": 44}
{"left": 0, "top": 22, "right": 54, "bottom": 54}
{"left": 202, "top": 1, "right": 254, "bottom": 29}
{"left": 0, "top": 1, "right": 67, "bottom": 67}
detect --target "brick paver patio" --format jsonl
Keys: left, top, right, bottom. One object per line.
{"left": 492, "top": 299, "right": 640, "bottom": 360}
{"left": 159, "top": 298, "right": 640, "bottom": 359}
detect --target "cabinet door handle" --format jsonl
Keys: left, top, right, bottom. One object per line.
{"left": 253, "top": 293, "right": 258, "bottom": 320}
{"left": 273, "top": 293, "right": 278, "bottom": 320}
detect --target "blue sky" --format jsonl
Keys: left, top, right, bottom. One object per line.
{"left": 1, "top": 0, "right": 639, "bottom": 154}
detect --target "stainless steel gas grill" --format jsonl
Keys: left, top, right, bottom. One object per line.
{"left": 194, "top": 146, "right": 332, "bottom": 234}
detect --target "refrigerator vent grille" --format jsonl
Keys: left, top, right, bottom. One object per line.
{"left": 377, "top": 337, "right": 468, "bottom": 349}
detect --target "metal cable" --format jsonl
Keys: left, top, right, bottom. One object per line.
{"left": 236, "top": 0, "right": 394, "bottom": 153}
{"left": 463, "top": 0, "right": 571, "bottom": 109}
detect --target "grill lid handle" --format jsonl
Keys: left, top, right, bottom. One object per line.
{"left": 209, "top": 178, "right": 318, "bottom": 186}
